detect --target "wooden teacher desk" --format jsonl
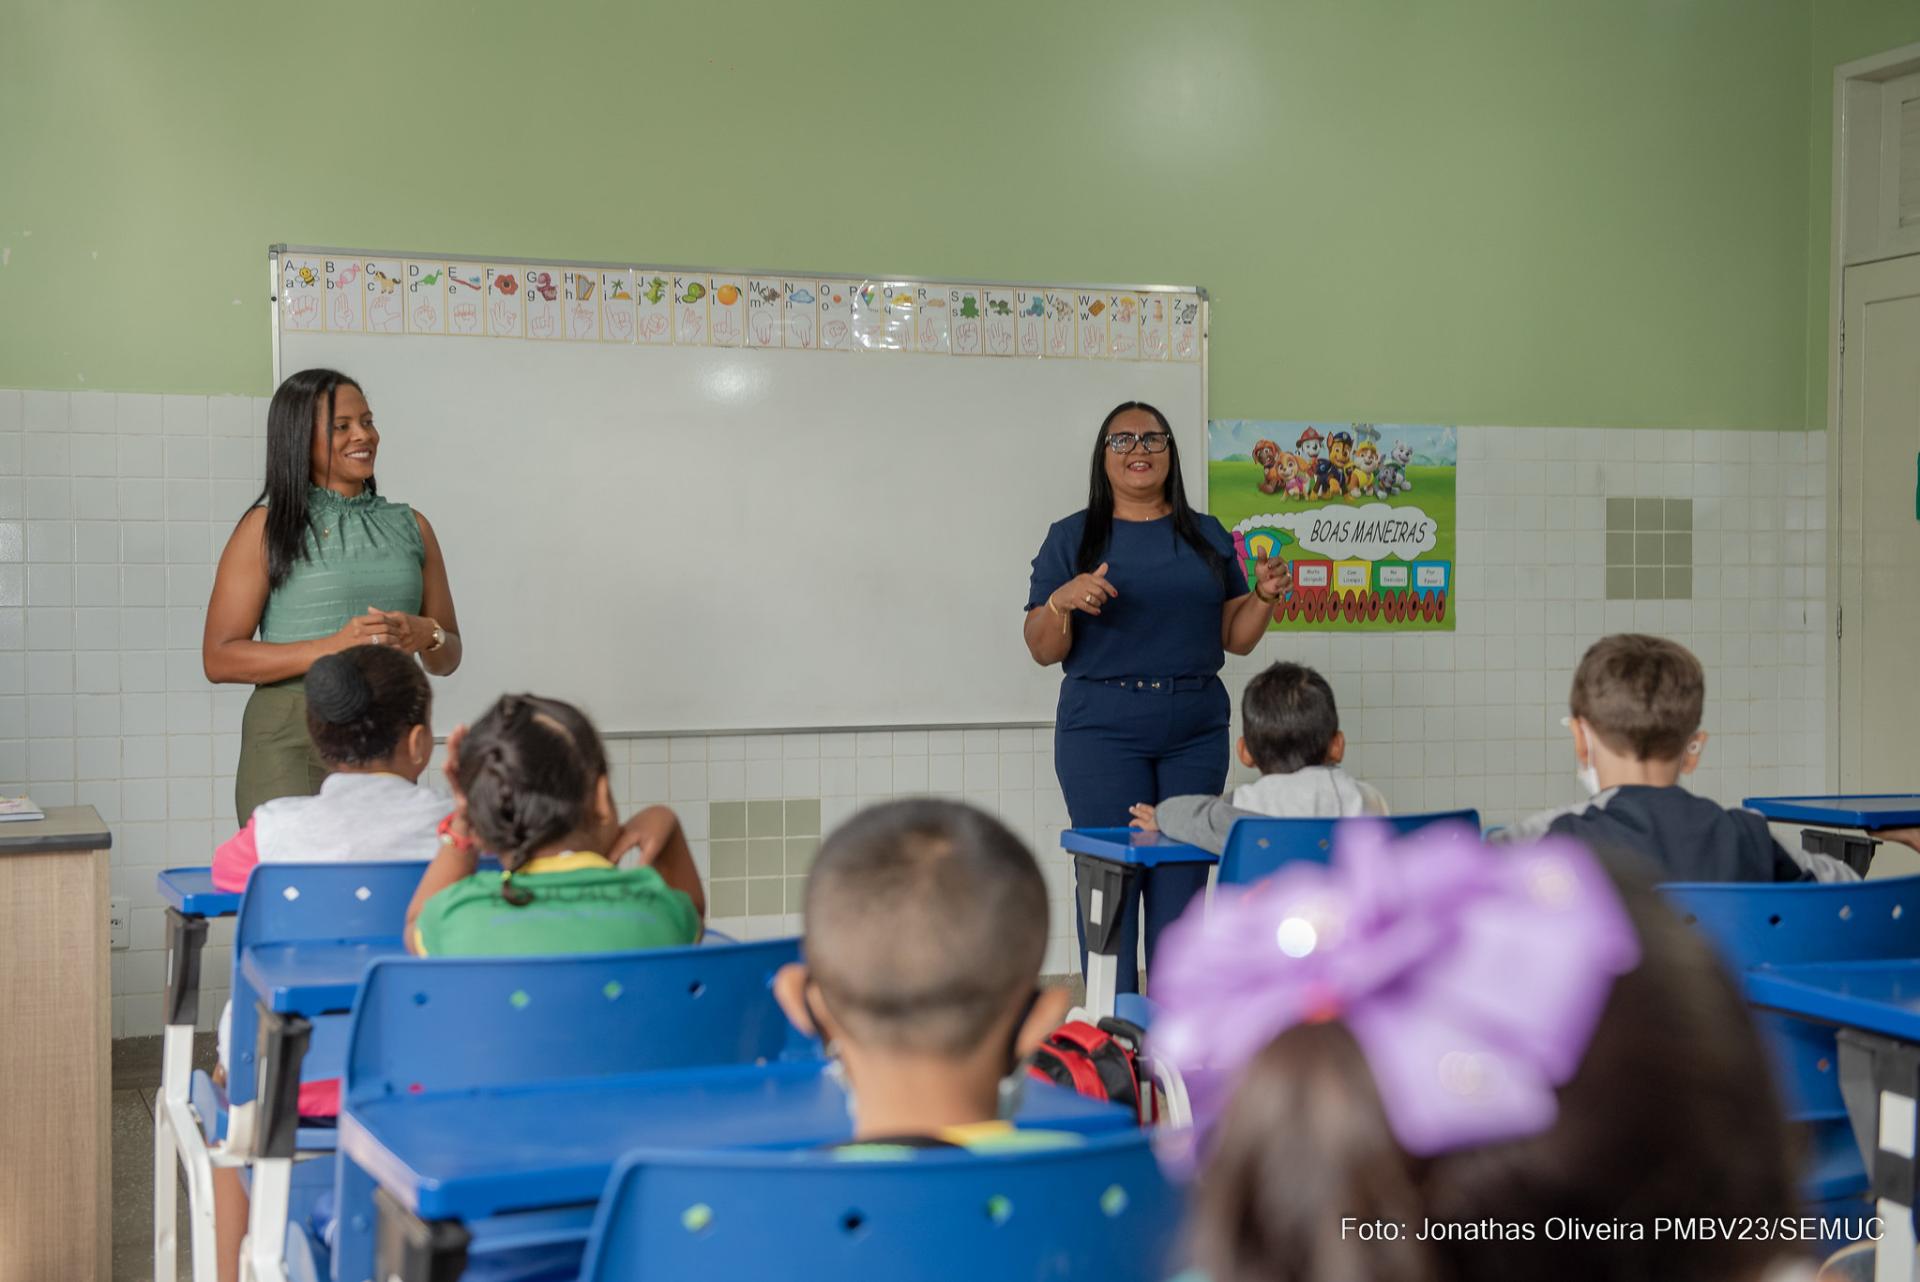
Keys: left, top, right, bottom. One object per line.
{"left": 0, "top": 806, "right": 113, "bottom": 1282}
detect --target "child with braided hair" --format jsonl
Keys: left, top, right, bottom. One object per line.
{"left": 404, "top": 692, "right": 705, "bottom": 956}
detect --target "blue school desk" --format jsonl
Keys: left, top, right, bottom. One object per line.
{"left": 343, "top": 1059, "right": 1135, "bottom": 1281}
{"left": 1747, "top": 960, "right": 1920, "bottom": 1282}
{"left": 1058, "top": 829, "right": 1215, "bottom": 1021}
{"left": 1743, "top": 795, "right": 1920, "bottom": 828}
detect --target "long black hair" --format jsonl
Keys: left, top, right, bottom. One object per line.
{"left": 454, "top": 694, "right": 610, "bottom": 906}
{"left": 248, "top": 368, "right": 369, "bottom": 590}
{"left": 1075, "top": 401, "right": 1224, "bottom": 580}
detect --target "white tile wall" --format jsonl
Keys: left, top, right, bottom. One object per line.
{"left": 0, "top": 392, "right": 1829, "bottom": 1035}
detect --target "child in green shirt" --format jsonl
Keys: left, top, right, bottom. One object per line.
{"left": 406, "top": 693, "right": 704, "bottom": 956}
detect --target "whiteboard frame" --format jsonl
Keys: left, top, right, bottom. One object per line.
{"left": 265, "top": 243, "right": 1211, "bottom": 737}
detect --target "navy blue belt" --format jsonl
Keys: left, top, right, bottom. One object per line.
{"left": 1085, "top": 676, "right": 1215, "bottom": 693}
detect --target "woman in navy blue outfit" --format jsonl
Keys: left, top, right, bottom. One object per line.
{"left": 1024, "top": 402, "right": 1290, "bottom": 994}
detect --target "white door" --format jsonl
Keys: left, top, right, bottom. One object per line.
{"left": 1836, "top": 256, "right": 1920, "bottom": 818}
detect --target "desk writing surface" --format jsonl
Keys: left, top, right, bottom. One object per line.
{"left": 341, "top": 1060, "right": 1132, "bottom": 1220}
{"left": 1745, "top": 960, "right": 1920, "bottom": 1043}
{"left": 1743, "top": 796, "right": 1920, "bottom": 828}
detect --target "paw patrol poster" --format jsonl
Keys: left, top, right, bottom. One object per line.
{"left": 1207, "top": 422, "right": 1458, "bottom": 631}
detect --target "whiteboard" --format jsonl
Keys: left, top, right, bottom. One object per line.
{"left": 274, "top": 248, "right": 1207, "bottom": 734}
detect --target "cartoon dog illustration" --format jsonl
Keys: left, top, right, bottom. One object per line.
{"left": 1377, "top": 441, "right": 1414, "bottom": 494}
{"left": 1254, "top": 439, "right": 1288, "bottom": 494}
{"left": 1349, "top": 441, "right": 1381, "bottom": 497}
{"left": 1279, "top": 452, "right": 1309, "bottom": 499}
{"left": 1313, "top": 429, "right": 1351, "bottom": 499}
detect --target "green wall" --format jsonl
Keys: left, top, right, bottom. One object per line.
{"left": 0, "top": 0, "right": 1819, "bottom": 428}
{"left": 1804, "top": 0, "right": 1920, "bottom": 427}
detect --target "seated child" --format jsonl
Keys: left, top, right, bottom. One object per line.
{"left": 212, "top": 644, "right": 448, "bottom": 893}
{"left": 1129, "top": 661, "right": 1387, "bottom": 851}
{"left": 772, "top": 798, "right": 1074, "bottom": 1151}
{"left": 405, "top": 692, "right": 705, "bottom": 955}
{"left": 1499, "top": 633, "right": 1854, "bottom": 882}
{"left": 209, "top": 645, "right": 447, "bottom": 1282}
{"left": 1153, "top": 825, "right": 1803, "bottom": 1282}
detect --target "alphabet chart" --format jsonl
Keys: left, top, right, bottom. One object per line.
{"left": 274, "top": 249, "right": 1201, "bottom": 364}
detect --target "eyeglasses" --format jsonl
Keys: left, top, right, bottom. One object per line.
{"left": 1105, "top": 432, "right": 1171, "bottom": 455}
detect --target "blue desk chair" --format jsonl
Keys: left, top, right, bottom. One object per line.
{"left": 330, "top": 940, "right": 812, "bottom": 1282}
{"left": 1216, "top": 809, "right": 1482, "bottom": 886}
{"left": 573, "top": 1132, "right": 1182, "bottom": 1282}
{"left": 154, "top": 868, "right": 243, "bottom": 1282}
{"left": 174, "top": 862, "right": 420, "bottom": 1282}
{"left": 1662, "top": 875, "right": 1920, "bottom": 1232}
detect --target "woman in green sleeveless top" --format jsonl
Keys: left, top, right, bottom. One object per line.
{"left": 203, "top": 369, "right": 463, "bottom": 824}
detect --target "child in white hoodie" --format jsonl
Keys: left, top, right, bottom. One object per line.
{"left": 1129, "top": 661, "right": 1386, "bottom": 851}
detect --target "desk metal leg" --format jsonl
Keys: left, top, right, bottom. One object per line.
{"left": 1074, "top": 853, "right": 1142, "bottom": 1022}
{"left": 1838, "top": 1030, "right": 1920, "bottom": 1282}
{"left": 374, "top": 1187, "right": 470, "bottom": 1282}
{"left": 157, "top": 908, "right": 212, "bottom": 1282}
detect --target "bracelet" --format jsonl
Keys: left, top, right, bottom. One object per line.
{"left": 437, "top": 813, "right": 475, "bottom": 854}
{"left": 1046, "top": 596, "right": 1071, "bottom": 634}
{"left": 1254, "top": 584, "right": 1281, "bottom": 604}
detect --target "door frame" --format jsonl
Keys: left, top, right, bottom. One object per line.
{"left": 1826, "top": 42, "right": 1920, "bottom": 788}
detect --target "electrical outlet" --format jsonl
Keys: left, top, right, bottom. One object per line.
{"left": 109, "top": 896, "right": 131, "bottom": 951}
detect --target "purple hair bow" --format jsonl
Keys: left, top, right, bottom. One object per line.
{"left": 1150, "top": 822, "right": 1639, "bottom": 1166}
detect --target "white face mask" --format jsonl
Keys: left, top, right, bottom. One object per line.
{"left": 1575, "top": 762, "right": 1602, "bottom": 797}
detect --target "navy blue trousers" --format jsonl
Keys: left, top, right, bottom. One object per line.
{"left": 1054, "top": 677, "right": 1230, "bottom": 994}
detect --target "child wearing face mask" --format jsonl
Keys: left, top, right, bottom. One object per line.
{"left": 773, "top": 799, "right": 1078, "bottom": 1155}
{"left": 1496, "top": 634, "right": 1854, "bottom": 883}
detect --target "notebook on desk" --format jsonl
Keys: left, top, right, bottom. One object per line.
{"left": 0, "top": 797, "right": 46, "bottom": 823}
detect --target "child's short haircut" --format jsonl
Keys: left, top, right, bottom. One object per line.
{"left": 1570, "top": 634, "right": 1705, "bottom": 761}
{"left": 804, "top": 799, "right": 1048, "bottom": 1057}
{"left": 454, "top": 694, "right": 608, "bottom": 900}
{"left": 1240, "top": 661, "right": 1340, "bottom": 774}
{"left": 304, "top": 645, "right": 431, "bottom": 766}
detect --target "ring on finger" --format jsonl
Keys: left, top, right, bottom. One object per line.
{"left": 1084, "top": 593, "right": 1095, "bottom": 605}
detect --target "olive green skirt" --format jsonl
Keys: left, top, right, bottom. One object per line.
{"left": 234, "top": 680, "right": 330, "bottom": 826}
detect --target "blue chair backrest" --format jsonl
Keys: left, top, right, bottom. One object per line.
{"left": 227, "top": 861, "right": 423, "bottom": 1109}
{"left": 575, "top": 1132, "right": 1182, "bottom": 1282}
{"left": 342, "top": 938, "right": 814, "bottom": 1105}
{"left": 1661, "top": 875, "right": 1920, "bottom": 968}
{"left": 1217, "top": 810, "right": 1482, "bottom": 886}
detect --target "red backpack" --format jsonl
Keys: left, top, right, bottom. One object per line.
{"left": 1027, "top": 1017, "right": 1156, "bottom": 1126}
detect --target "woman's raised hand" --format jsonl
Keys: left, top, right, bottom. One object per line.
{"left": 1054, "top": 562, "right": 1118, "bottom": 616}
{"left": 1252, "top": 552, "right": 1292, "bottom": 602}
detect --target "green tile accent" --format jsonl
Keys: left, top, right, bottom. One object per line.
{"left": 1635, "top": 566, "right": 1664, "bottom": 599}
{"left": 785, "top": 836, "right": 819, "bottom": 874}
{"left": 784, "top": 798, "right": 821, "bottom": 836}
{"left": 1635, "top": 532, "right": 1664, "bottom": 565}
{"left": 747, "top": 800, "right": 785, "bottom": 836}
{"left": 1606, "top": 497, "right": 1636, "bottom": 530}
{"left": 711, "top": 839, "right": 747, "bottom": 879}
{"left": 1664, "top": 567, "right": 1692, "bottom": 599}
{"left": 748, "top": 838, "right": 784, "bottom": 877}
{"left": 749, "top": 879, "right": 785, "bottom": 915}
{"left": 709, "top": 801, "right": 746, "bottom": 840}
{"left": 1605, "top": 532, "right": 1634, "bottom": 566}
{"left": 1605, "top": 566, "right": 1636, "bottom": 599}
{"left": 786, "top": 876, "right": 808, "bottom": 912}
{"left": 1664, "top": 497, "right": 1693, "bottom": 531}
{"left": 1635, "top": 497, "right": 1664, "bottom": 529}
{"left": 1665, "top": 532, "right": 1692, "bottom": 564}
{"left": 710, "top": 880, "right": 747, "bottom": 918}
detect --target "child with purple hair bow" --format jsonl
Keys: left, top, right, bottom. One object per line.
{"left": 1152, "top": 822, "right": 1638, "bottom": 1166}
{"left": 1151, "top": 822, "right": 1811, "bottom": 1282}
